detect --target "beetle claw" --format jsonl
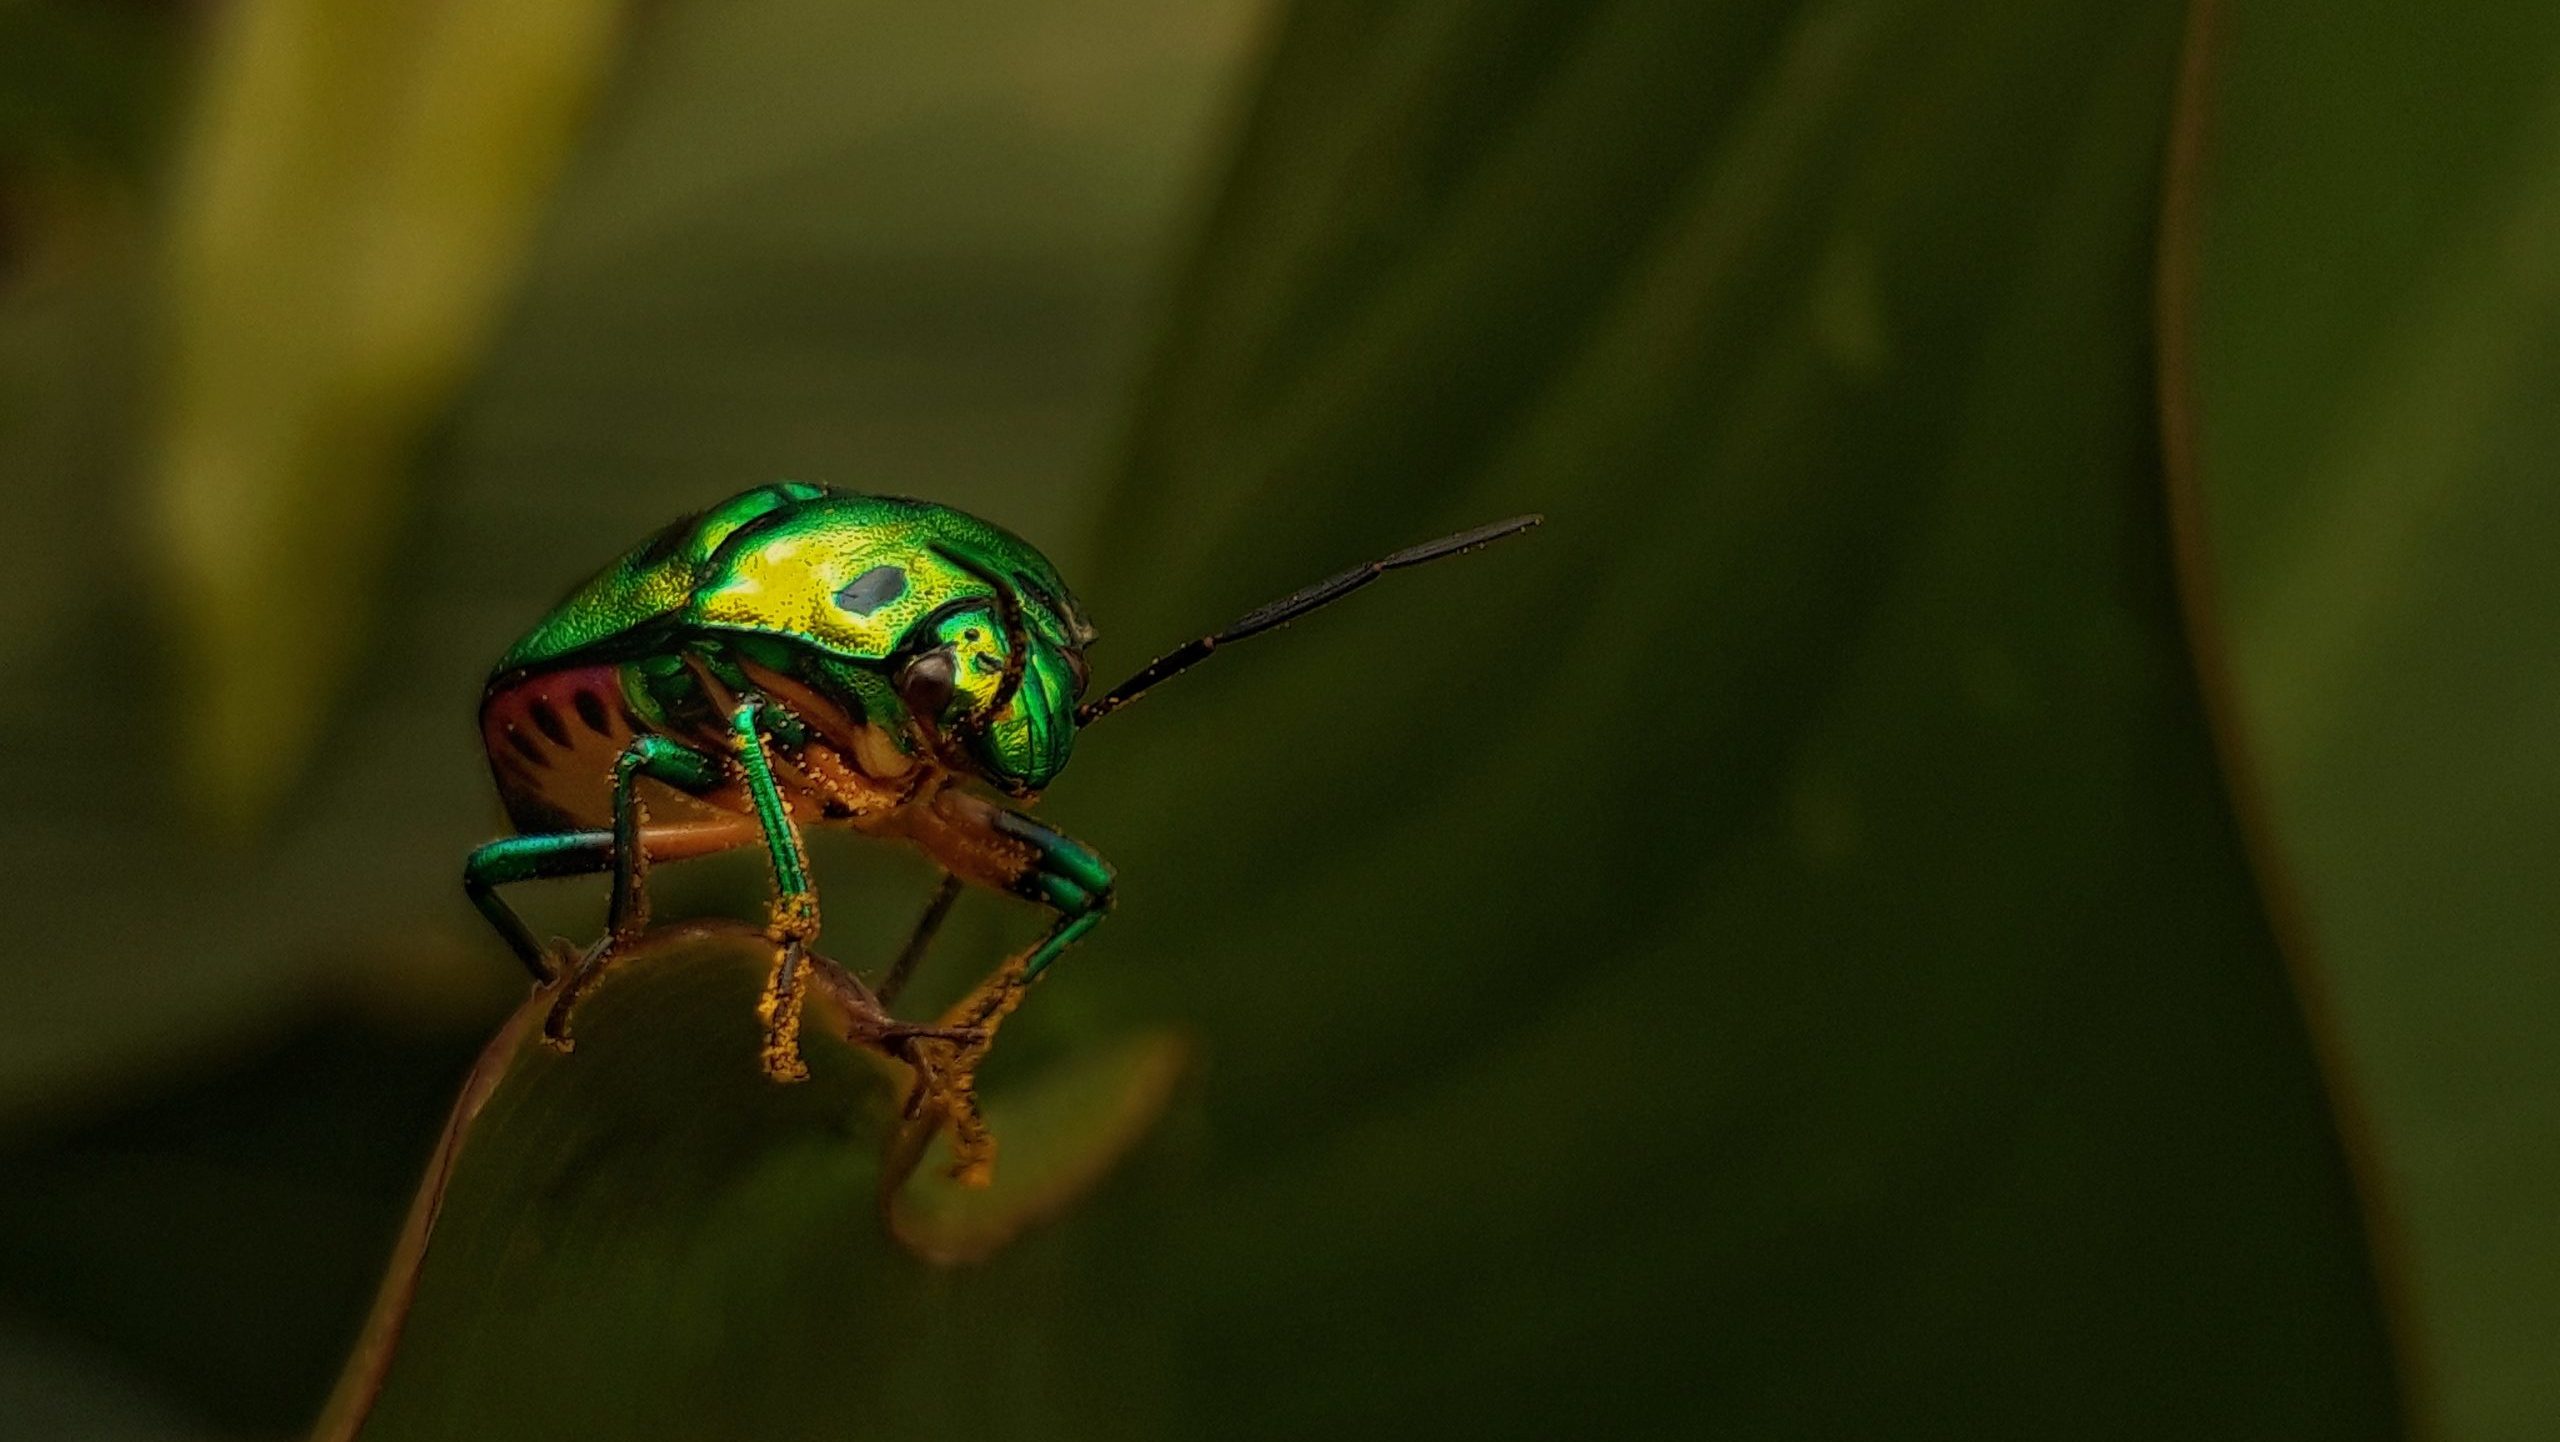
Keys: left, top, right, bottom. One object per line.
{"left": 883, "top": 1021, "right": 988, "bottom": 1049}
{"left": 540, "top": 992, "right": 584, "bottom": 1053}
{"left": 535, "top": 934, "right": 625, "bottom": 1055}
{"left": 533, "top": 935, "right": 583, "bottom": 988}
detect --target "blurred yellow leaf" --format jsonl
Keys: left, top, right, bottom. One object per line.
{"left": 154, "top": 0, "right": 623, "bottom": 825}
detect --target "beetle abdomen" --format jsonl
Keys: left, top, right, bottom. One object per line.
{"left": 481, "top": 665, "right": 707, "bottom": 833}
{"left": 481, "top": 657, "right": 925, "bottom": 838}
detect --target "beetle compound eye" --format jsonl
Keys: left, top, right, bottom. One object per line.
{"left": 897, "top": 650, "right": 958, "bottom": 719}
{"left": 833, "top": 564, "right": 907, "bottom": 616}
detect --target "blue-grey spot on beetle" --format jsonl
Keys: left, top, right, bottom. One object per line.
{"left": 834, "top": 564, "right": 907, "bottom": 615}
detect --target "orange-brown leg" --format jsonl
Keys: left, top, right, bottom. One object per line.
{"left": 907, "top": 787, "right": 1115, "bottom": 981}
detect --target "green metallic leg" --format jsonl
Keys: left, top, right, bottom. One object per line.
{"left": 541, "top": 736, "right": 727, "bottom": 1047}
{"left": 726, "top": 695, "right": 979, "bottom": 1082}
{"left": 872, "top": 799, "right": 1112, "bottom": 1179}
{"left": 463, "top": 736, "right": 725, "bottom": 1021}
{"left": 727, "top": 695, "right": 814, "bottom": 918}
{"left": 606, "top": 737, "right": 721, "bottom": 937}
{"left": 464, "top": 831, "right": 614, "bottom": 983}
{"left": 728, "top": 694, "right": 826, "bottom": 1081}
{"left": 979, "top": 802, "right": 1116, "bottom": 981}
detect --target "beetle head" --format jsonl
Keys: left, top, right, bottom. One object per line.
{"left": 894, "top": 600, "right": 1089, "bottom": 794}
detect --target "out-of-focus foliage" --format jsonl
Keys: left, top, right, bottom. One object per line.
{"left": 2, "top": 0, "right": 2551, "bottom": 1436}
{"left": 1062, "top": 1, "right": 2395, "bottom": 1433}
{"left": 0, "top": 0, "right": 174, "bottom": 741}
{"left": 314, "top": 928, "right": 1193, "bottom": 1440}
{"left": 155, "top": 0, "right": 623, "bottom": 824}
{"left": 0, "top": 0, "right": 1249, "bottom": 1126}
{"left": 0, "top": 1015, "right": 483, "bottom": 1430}
{"left": 326, "top": 0, "right": 2400, "bottom": 1437}
{"left": 0, "top": 0, "right": 174, "bottom": 194}
{"left": 0, "top": 0, "right": 1253, "bottom": 1433}
{"left": 2189, "top": 5, "right": 2560, "bottom": 1438}
{"left": 0, "top": 1310, "right": 200, "bottom": 1442}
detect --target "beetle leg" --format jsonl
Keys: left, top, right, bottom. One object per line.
{"left": 461, "top": 736, "right": 733, "bottom": 1033}
{"left": 993, "top": 806, "right": 1115, "bottom": 981}
{"left": 538, "top": 737, "right": 733, "bottom": 1048}
{"left": 728, "top": 694, "right": 831, "bottom": 1082}
{"left": 604, "top": 737, "right": 725, "bottom": 939}
{"left": 870, "top": 792, "right": 1111, "bottom": 1169}
{"left": 726, "top": 697, "right": 976, "bottom": 1080}
{"left": 464, "top": 831, "right": 615, "bottom": 983}
{"left": 463, "top": 811, "right": 756, "bottom": 976}
{"left": 877, "top": 870, "right": 964, "bottom": 1006}
{"left": 913, "top": 788, "right": 1116, "bottom": 982}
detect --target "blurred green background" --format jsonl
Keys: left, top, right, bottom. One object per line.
{"left": 0, "top": 0, "right": 2549, "bottom": 1437}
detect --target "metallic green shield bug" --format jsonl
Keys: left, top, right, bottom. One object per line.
{"left": 463, "top": 483, "right": 1539, "bottom": 1091}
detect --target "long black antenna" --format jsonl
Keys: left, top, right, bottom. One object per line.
{"left": 1076, "top": 513, "right": 1543, "bottom": 727}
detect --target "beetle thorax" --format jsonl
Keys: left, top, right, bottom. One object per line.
{"left": 793, "top": 733, "right": 943, "bottom": 827}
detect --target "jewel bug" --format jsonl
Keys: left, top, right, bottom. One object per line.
{"left": 464, "top": 483, "right": 1538, "bottom": 1081}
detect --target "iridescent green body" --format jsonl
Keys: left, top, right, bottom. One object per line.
{"left": 461, "top": 480, "right": 1538, "bottom": 1083}
{"left": 464, "top": 482, "right": 1118, "bottom": 1080}
{"left": 488, "top": 481, "right": 1093, "bottom": 817}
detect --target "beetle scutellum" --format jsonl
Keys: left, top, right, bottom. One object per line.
{"left": 465, "top": 483, "right": 1538, "bottom": 1087}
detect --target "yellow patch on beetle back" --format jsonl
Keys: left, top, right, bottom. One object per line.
{"left": 691, "top": 527, "right": 976, "bottom": 661}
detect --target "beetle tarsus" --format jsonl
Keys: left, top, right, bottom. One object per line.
{"left": 756, "top": 939, "right": 815, "bottom": 1083}
{"left": 539, "top": 932, "right": 634, "bottom": 1054}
